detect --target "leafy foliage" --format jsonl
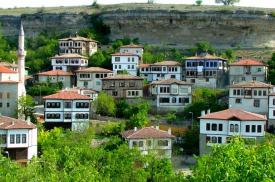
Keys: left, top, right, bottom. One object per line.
{"left": 0, "top": 127, "right": 183, "bottom": 181}
{"left": 181, "top": 126, "right": 200, "bottom": 155}
{"left": 191, "top": 137, "right": 275, "bottom": 181}
{"left": 93, "top": 92, "right": 116, "bottom": 116}
{"left": 183, "top": 88, "right": 228, "bottom": 121}
{"left": 27, "top": 82, "right": 63, "bottom": 96}
{"left": 267, "top": 52, "right": 275, "bottom": 84}
{"left": 215, "top": 0, "right": 240, "bottom": 6}
{"left": 16, "top": 95, "right": 37, "bottom": 123}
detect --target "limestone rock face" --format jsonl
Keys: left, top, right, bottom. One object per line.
{"left": 0, "top": 8, "right": 275, "bottom": 49}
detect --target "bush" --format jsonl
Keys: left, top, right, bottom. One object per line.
{"left": 101, "top": 122, "right": 125, "bottom": 137}
{"left": 166, "top": 111, "right": 177, "bottom": 124}
{"left": 27, "top": 82, "right": 62, "bottom": 96}
{"left": 93, "top": 92, "right": 116, "bottom": 116}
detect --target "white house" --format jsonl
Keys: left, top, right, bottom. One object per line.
{"left": 140, "top": 61, "right": 182, "bottom": 82}
{"left": 0, "top": 24, "right": 26, "bottom": 117}
{"left": 199, "top": 108, "right": 267, "bottom": 155}
{"left": 51, "top": 54, "right": 88, "bottom": 72}
{"left": 121, "top": 126, "right": 175, "bottom": 158}
{"left": 111, "top": 53, "right": 140, "bottom": 76}
{"left": 0, "top": 116, "right": 37, "bottom": 162}
{"left": 43, "top": 90, "right": 91, "bottom": 131}
{"left": 184, "top": 53, "right": 228, "bottom": 88}
{"left": 119, "top": 44, "right": 144, "bottom": 57}
{"left": 229, "top": 59, "right": 267, "bottom": 84}
{"left": 268, "top": 92, "right": 275, "bottom": 131}
{"left": 76, "top": 67, "right": 113, "bottom": 91}
{"left": 150, "top": 79, "right": 192, "bottom": 111}
{"left": 229, "top": 81, "right": 274, "bottom": 115}
{"left": 59, "top": 35, "right": 98, "bottom": 56}
{"left": 37, "top": 70, "right": 73, "bottom": 88}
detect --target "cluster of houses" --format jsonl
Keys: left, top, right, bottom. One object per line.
{"left": 0, "top": 24, "right": 274, "bottom": 161}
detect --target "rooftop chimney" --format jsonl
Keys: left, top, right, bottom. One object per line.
{"left": 156, "top": 126, "right": 159, "bottom": 130}
{"left": 207, "top": 109, "right": 211, "bottom": 114}
{"left": 168, "top": 128, "right": 171, "bottom": 135}
{"left": 134, "top": 127, "right": 137, "bottom": 131}
{"left": 201, "top": 110, "right": 205, "bottom": 116}
{"left": 26, "top": 116, "right": 31, "bottom": 125}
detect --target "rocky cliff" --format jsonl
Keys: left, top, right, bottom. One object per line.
{"left": 0, "top": 4, "right": 274, "bottom": 49}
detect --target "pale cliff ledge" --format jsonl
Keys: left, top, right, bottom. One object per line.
{"left": 0, "top": 3, "right": 275, "bottom": 50}
{"left": 0, "top": 3, "right": 274, "bottom": 16}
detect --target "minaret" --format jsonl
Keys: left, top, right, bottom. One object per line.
{"left": 17, "top": 23, "right": 26, "bottom": 83}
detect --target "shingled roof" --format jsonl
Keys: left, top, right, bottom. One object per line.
{"left": 38, "top": 70, "right": 73, "bottom": 76}
{"left": 230, "top": 81, "right": 273, "bottom": 88}
{"left": 230, "top": 59, "right": 266, "bottom": 66}
{"left": 199, "top": 108, "right": 266, "bottom": 121}
{"left": 151, "top": 79, "right": 192, "bottom": 85}
{"left": 152, "top": 61, "right": 181, "bottom": 66}
{"left": 0, "top": 65, "right": 16, "bottom": 74}
{"left": 75, "top": 67, "right": 112, "bottom": 73}
{"left": 111, "top": 52, "right": 140, "bottom": 57}
{"left": 102, "top": 74, "right": 143, "bottom": 80}
{"left": 0, "top": 116, "right": 36, "bottom": 129}
{"left": 51, "top": 54, "right": 88, "bottom": 59}
{"left": 43, "top": 90, "right": 90, "bottom": 100}
{"left": 59, "top": 35, "right": 97, "bottom": 42}
{"left": 186, "top": 54, "right": 227, "bottom": 61}
{"left": 120, "top": 44, "right": 144, "bottom": 49}
{"left": 122, "top": 127, "right": 175, "bottom": 139}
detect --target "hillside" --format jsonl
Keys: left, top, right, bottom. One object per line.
{"left": 0, "top": 3, "right": 275, "bottom": 60}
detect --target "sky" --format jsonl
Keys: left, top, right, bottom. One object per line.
{"left": 0, "top": 0, "right": 274, "bottom": 9}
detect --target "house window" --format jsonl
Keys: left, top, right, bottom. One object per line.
{"left": 129, "top": 82, "right": 135, "bottom": 87}
{"left": 112, "top": 91, "right": 118, "bottom": 96}
{"left": 252, "top": 125, "right": 256, "bottom": 132}
{"left": 138, "top": 141, "right": 143, "bottom": 147}
{"left": 0, "top": 134, "right": 7, "bottom": 144}
{"left": 212, "top": 124, "right": 217, "bottom": 131}
{"left": 22, "top": 134, "right": 27, "bottom": 144}
{"left": 46, "top": 113, "right": 61, "bottom": 119}
{"left": 76, "top": 102, "right": 89, "bottom": 108}
{"left": 7, "top": 92, "right": 10, "bottom": 99}
{"left": 147, "top": 140, "right": 152, "bottom": 147}
{"left": 218, "top": 137, "right": 222, "bottom": 143}
{"left": 206, "top": 136, "right": 211, "bottom": 143}
{"left": 235, "top": 98, "right": 241, "bottom": 104}
{"left": 0, "top": 103, "right": 2, "bottom": 108}
{"left": 47, "top": 102, "right": 61, "bottom": 108}
{"left": 258, "top": 68, "right": 261, "bottom": 72}
{"left": 110, "top": 82, "right": 115, "bottom": 87}
{"left": 218, "top": 124, "right": 223, "bottom": 131}
{"left": 263, "top": 90, "right": 267, "bottom": 96}
{"left": 115, "top": 57, "right": 120, "bottom": 62}
{"left": 257, "top": 125, "right": 262, "bottom": 133}
{"left": 7, "top": 103, "right": 9, "bottom": 108}
{"left": 119, "top": 82, "right": 125, "bottom": 87}
{"left": 160, "top": 87, "right": 170, "bottom": 93}
{"left": 246, "top": 125, "right": 250, "bottom": 132}
{"left": 211, "top": 137, "right": 217, "bottom": 143}
{"left": 254, "top": 90, "right": 257, "bottom": 96}
{"left": 170, "top": 75, "right": 176, "bottom": 79}
{"left": 172, "top": 97, "right": 177, "bottom": 103}
{"left": 233, "top": 90, "right": 236, "bottom": 95}
{"left": 242, "top": 77, "right": 245, "bottom": 81}
{"left": 206, "top": 123, "right": 210, "bottom": 131}
{"left": 234, "top": 124, "right": 239, "bottom": 132}
{"left": 273, "top": 110, "right": 275, "bottom": 116}
{"left": 258, "top": 90, "right": 262, "bottom": 96}
{"left": 10, "top": 134, "right": 15, "bottom": 144}
{"left": 159, "top": 98, "right": 170, "bottom": 103}
{"left": 16, "top": 134, "right": 21, "bottom": 144}
{"left": 64, "top": 102, "right": 72, "bottom": 108}
{"left": 158, "top": 140, "right": 169, "bottom": 146}
{"left": 253, "top": 77, "right": 256, "bottom": 81}
{"left": 132, "top": 141, "right": 138, "bottom": 147}
{"left": 230, "top": 124, "right": 234, "bottom": 132}
{"left": 65, "top": 113, "right": 72, "bottom": 119}
{"left": 273, "top": 99, "right": 275, "bottom": 105}
{"left": 254, "top": 99, "right": 260, "bottom": 107}
{"left": 128, "top": 58, "right": 130, "bottom": 62}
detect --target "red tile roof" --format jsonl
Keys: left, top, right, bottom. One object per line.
{"left": 199, "top": 108, "right": 266, "bottom": 121}
{"left": 151, "top": 79, "right": 192, "bottom": 85}
{"left": 139, "top": 64, "right": 150, "bottom": 68}
{"left": 0, "top": 116, "right": 36, "bottom": 129}
{"left": 51, "top": 54, "right": 88, "bottom": 59}
{"left": 76, "top": 67, "right": 113, "bottom": 73}
{"left": 122, "top": 127, "right": 175, "bottom": 139}
{"left": 0, "top": 65, "right": 17, "bottom": 74}
{"left": 102, "top": 74, "right": 144, "bottom": 80}
{"left": 111, "top": 52, "right": 140, "bottom": 57}
{"left": 152, "top": 61, "right": 181, "bottom": 66}
{"left": 230, "top": 59, "right": 266, "bottom": 66}
{"left": 38, "top": 70, "right": 73, "bottom": 76}
{"left": 230, "top": 80, "right": 273, "bottom": 88}
{"left": 186, "top": 54, "right": 227, "bottom": 61}
{"left": 43, "top": 90, "right": 90, "bottom": 100}
{"left": 120, "top": 44, "right": 144, "bottom": 49}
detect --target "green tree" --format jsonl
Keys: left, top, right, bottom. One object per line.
{"left": 196, "top": 0, "right": 203, "bottom": 6}
{"left": 215, "top": 0, "right": 240, "bottom": 5}
{"left": 191, "top": 41, "right": 215, "bottom": 54}
{"left": 181, "top": 126, "right": 199, "bottom": 155}
{"left": 191, "top": 137, "right": 275, "bottom": 181}
{"left": 93, "top": 92, "right": 116, "bottom": 116}
{"left": 88, "top": 50, "right": 106, "bottom": 67}
{"left": 222, "top": 49, "right": 236, "bottom": 63}
{"left": 16, "top": 95, "right": 36, "bottom": 123}
{"left": 267, "top": 53, "right": 275, "bottom": 84}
